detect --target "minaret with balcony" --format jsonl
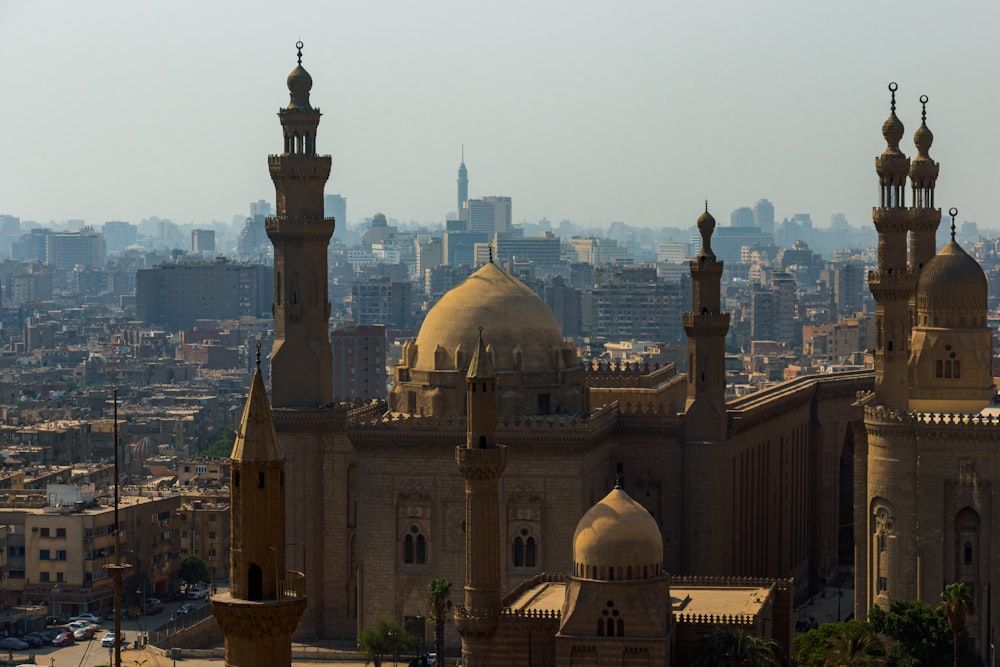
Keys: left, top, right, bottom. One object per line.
{"left": 684, "top": 205, "right": 730, "bottom": 442}
{"left": 455, "top": 329, "right": 507, "bottom": 667}
{"left": 868, "top": 82, "right": 914, "bottom": 409}
{"left": 212, "top": 354, "right": 306, "bottom": 666}
{"left": 267, "top": 41, "right": 335, "bottom": 409}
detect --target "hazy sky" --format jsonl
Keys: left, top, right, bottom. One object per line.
{"left": 2, "top": 1, "right": 999, "bottom": 232}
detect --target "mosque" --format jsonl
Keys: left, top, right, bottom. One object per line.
{"left": 214, "top": 46, "right": 998, "bottom": 664}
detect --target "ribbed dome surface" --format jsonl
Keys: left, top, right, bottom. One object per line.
{"left": 573, "top": 487, "right": 662, "bottom": 581}
{"left": 916, "top": 240, "right": 987, "bottom": 328}
{"left": 413, "top": 262, "right": 566, "bottom": 373}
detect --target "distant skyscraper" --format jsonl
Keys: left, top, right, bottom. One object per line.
{"left": 250, "top": 199, "right": 272, "bottom": 218}
{"left": 102, "top": 220, "right": 138, "bottom": 254}
{"left": 191, "top": 229, "right": 216, "bottom": 254}
{"left": 466, "top": 196, "right": 512, "bottom": 235}
{"left": 753, "top": 199, "right": 775, "bottom": 234}
{"left": 46, "top": 228, "right": 106, "bottom": 270}
{"left": 457, "top": 146, "right": 469, "bottom": 217}
{"left": 830, "top": 213, "right": 849, "bottom": 231}
{"left": 730, "top": 206, "right": 754, "bottom": 227}
{"left": 324, "top": 193, "right": 347, "bottom": 225}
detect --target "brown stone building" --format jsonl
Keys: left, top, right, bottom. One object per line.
{"left": 855, "top": 86, "right": 999, "bottom": 658}
{"left": 254, "top": 47, "right": 870, "bottom": 646}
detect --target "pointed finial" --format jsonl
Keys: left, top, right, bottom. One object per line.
{"left": 704, "top": 199, "right": 709, "bottom": 213}
{"left": 488, "top": 244, "right": 493, "bottom": 264}
{"left": 949, "top": 207, "right": 958, "bottom": 241}
{"left": 255, "top": 341, "right": 261, "bottom": 369}
{"left": 920, "top": 94, "right": 928, "bottom": 124}
{"left": 614, "top": 474, "right": 624, "bottom": 490}
{"left": 296, "top": 40, "right": 304, "bottom": 66}
{"left": 888, "top": 81, "right": 898, "bottom": 113}
{"left": 461, "top": 144, "right": 465, "bottom": 163}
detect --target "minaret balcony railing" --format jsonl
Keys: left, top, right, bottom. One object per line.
{"left": 278, "top": 570, "right": 307, "bottom": 600}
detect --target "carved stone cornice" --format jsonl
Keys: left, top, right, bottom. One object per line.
{"left": 212, "top": 594, "right": 307, "bottom": 639}
{"left": 272, "top": 406, "right": 348, "bottom": 433}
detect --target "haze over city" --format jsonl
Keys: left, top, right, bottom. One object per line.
{"left": 2, "top": 0, "right": 998, "bottom": 230}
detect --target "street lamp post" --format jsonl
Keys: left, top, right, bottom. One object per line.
{"left": 136, "top": 584, "right": 145, "bottom": 646}
{"left": 50, "top": 584, "right": 59, "bottom": 623}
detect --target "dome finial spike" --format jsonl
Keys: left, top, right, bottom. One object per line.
{"left": 704, "top": 199, "right": 708, "bottom": 213}
{"left": 949, "top": 207, "right": 958, "bottom": 241}
{"left": 888, "top": 81, "right": 898, "bottom": 113}
{"left": 614, "top": 474, "right": 624, "bottom": 490}
{"left": 296, "top": 40, "right": 304, "bottom": 66}
{"left": 255, "top": 341, "right": 261, "bottom": 369}
{"left": 920, "top": 94, "right": 928, "bottom": 124}
{"left": 488, "top": 244, "right": 493, "bottom": 264}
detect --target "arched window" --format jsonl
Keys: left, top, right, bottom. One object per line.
{"left": 403, "top": 526, "right": 427, "bottom": 565}
{"left": 512, "top": 529, "right": 536, "bottom": 568}
{"left": 248, "top": 562, "right": 263, "bottom": 601}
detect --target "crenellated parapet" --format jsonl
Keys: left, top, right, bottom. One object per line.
{"left": 454, "top": 604, "right": 500, "bottom": 638}
{"left": 456, "top": 445, "right": 507, "bottom": 480}
{"left": 264, "top": 215, "right": 336, "bottom": 238}
{"left": 500, "top": 573, "right": 566, "bottom": 606}
{"left": 673, "top": 612, "right": 757, "bottom": 626}
{"left": 670, "top": 575, "right": 793, "bottom": 590}
{"left": 585, "top": 361, "right": 676, "bottom": 388}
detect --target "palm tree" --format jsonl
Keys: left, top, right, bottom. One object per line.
{"left": 695, "top": 624, "right": 781, "bottom": 666}
{"left": 938, "top": 582, "right": 976, "bottom": 667}
{"left": 823, "top": 624, "right": 886, "bottom": 666}
{"left": 426, "top": 578, "right": 452, "bottom": 666}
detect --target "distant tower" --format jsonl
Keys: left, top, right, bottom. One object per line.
{"left": 684, "top": 206, "right": 730, "bottom": 442}
{"left": 457, "top": 146, "right": 469, "bottom": 218}
{"left": 455, "top": 329, "right": 507, "bottom": 667}
{"left": 753, "top": 198, "right": 775, "bottom": 234}
{"left": 266, "top": 41, "right": 334, "bottom": 409}
{"left": 868, "top": 82, "right": 913, "bottom": 410}
{"left": 212, "top": 355, "right": 306, "bottom": 667}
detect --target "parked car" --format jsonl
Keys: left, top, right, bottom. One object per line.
{"left": 143, "top": 598, "right": 164, "bottom": 615}
{"left": 72, "top": 627, "right": 92, "bottom": 641}
{"left": 21, "top": 634, "right": 43, "bottom": 648}
{"left": 51, "top": 632, "right": 74, "bottom": 647}
{"left": 67, "top": 621, "right": 96, "bottom": 636}
{"left": 187, "top": 585, "right": 209, "bottom": 600}
{"left": 0, "top": 637, "right": 28, "bottom": 650}
{"left": 70, "top": 613, "right": 101, "bottom": 624}
{"left": 100, "top": 631, "right": 126, "bottom": 648}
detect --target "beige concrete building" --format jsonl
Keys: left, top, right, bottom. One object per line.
{"left": 855, "top": 86, "right": 999, "bottom": 659}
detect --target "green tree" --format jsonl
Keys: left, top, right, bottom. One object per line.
{"left": 358, "top": 617, "right": 419, "bottom": 667}
{"left": 937, "top": 583, "right": 976, "bottom": 667}
{"left": 201, "top": 426, "right": 236, "bottom": 458}
{"left": 794, "top": 620, "right": 872, "bottom": 667}
{"left": 823, "top": 623, "right": 886, "bottom": 667}
{"left": 695, "top": 624, "right": 780, "bottom": 666}
{"left": 869, "top": 599, "right": 962, "bottom": 666}
{"left": 179, "top": 554, "right": 210, "bottom": 586}
{"left": 426, "top": 578, "right": 452, "bottom": 666}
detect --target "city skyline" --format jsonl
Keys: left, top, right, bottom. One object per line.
{"left": 2, "top": 1, "right": 998, "bottom": 230}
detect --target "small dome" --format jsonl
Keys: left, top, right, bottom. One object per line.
{"left": 916, "top": 240, "right": 987, "bottom": 328}
{"left": 696, "top": 208, "right": 717, "bottom": 260}
{"left": 286, "top": 43, "right": 313, "bottom": 110}
{"left": 881, "top": 111, "right": 904, "bottom": 149}
{"left": 132, "top": 436, "right": 153, "bottom": 462}
{"left": 913, "top": 121, "right": 934, "bottom": 158}
{"left": 573, "top": 486, "right": 662, "bottom": 581}
{"left": 413, "top": 262, "right": 567, "bottom": 374}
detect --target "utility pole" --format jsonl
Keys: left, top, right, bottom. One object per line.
{"left": 103, "top": 387, "right": 131, "bottom": 667}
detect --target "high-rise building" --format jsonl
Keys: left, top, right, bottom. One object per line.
{"left": 753, "top": 198, "right": 775, "bottom": 234}
{"left": 45, "top": 228, "right": 106, "bottom": 270}
{"left": 191, "top": 229, "right": 216, "bottom": 254}
{"left": 730, "top": 206, "right": 755, "bottom": 227}
{"left": 135, "top": 259, "right": 272, "bottom": 329}
{"left": 102, "top": 220, "right": 138, "bottom": 254}
{"left": 465, "top": 196, "right": 511, "bottom": 235}
{"left": 493, "top": 231, "right": 561, "bottom": 267}
{"left": 324, "top": 194, "right": 347, "bottom": 225}
{"left": 331, "top": 322, "right": 386, "bottom": 401}
{"left": 351, "top": 277, "right": 412, "bottom": 328}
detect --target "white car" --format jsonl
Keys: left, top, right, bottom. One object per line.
{"left": 187, "top": 585, "right": 209, "bottom": 600}
{"left": 100, "top": 631, "right": 126, "bottom": 648}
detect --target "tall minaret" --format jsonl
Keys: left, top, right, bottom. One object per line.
{"left": 455, "top": 328, "right": 507, "bottom": 667}
{"left": 267, "top": 41, "right": 334, "bottom": 409}
{"left": 683, "top": 205, "right": 730, "bottom": 442}
{"left": 868, "top": 82, "right": 913, "bottom": 409}
{"left": 212, "top": 352, "right": 306, "bottom": 667}
{"left": 907, "top": 94, "right": 940, "bottom": 274}
{"left": 457, "top": 146, "right": 469, "bottom": 221}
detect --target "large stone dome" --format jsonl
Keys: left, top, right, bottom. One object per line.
{"left": 572, "top": 486, "right": 663, "bottom": 581}
{"left": 915, "top": 240, "right": 987, "bottom": 329}
{"left": 413, "top": 262, "right": 567, "bottom": 373}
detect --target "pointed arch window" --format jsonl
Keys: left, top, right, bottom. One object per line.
{"left": 403, "top": 525, "right": 427, "bottom": 565}
{"left": 512, "top": 528, "right": 537, "bottom": 568}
